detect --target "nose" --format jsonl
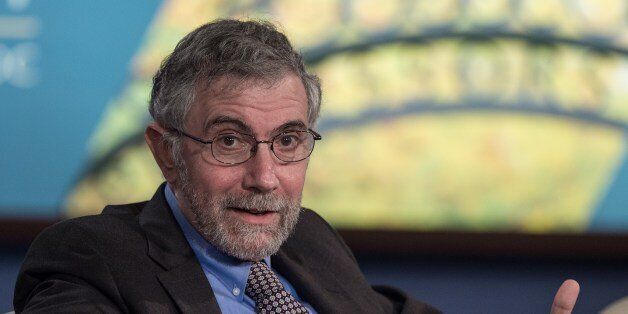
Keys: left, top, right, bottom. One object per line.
{"left": 242, "top": 143, "right": 279, "bottom": 194}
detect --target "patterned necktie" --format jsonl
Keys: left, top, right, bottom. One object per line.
{"left": 245, "top": 261, "right": 309, "bottom": 314}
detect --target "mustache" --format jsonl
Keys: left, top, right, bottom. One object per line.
{"left": 219, "top": 193, "right": 297, "bottom": 213}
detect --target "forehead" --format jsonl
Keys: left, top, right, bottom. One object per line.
{"left": 187, "top": 74, "right": 309, "bottom": 134}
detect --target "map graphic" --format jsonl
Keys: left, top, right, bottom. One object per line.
{"left": 3, "top": 0, "right": 627, "bottom": 233}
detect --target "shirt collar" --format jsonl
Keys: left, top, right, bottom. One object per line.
{"left": 165, "top": 184, "right": 271, "bottom": 301}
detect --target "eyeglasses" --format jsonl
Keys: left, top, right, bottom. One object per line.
{"left": 170, "top": 128, "right": 322, "bottom": 165}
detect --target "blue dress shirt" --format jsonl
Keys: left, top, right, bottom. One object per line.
{"left": 165, "top": 184, "right": 317, "bottom": 314}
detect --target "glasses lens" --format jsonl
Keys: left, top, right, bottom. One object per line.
{"left": 272, "top": 131, "right": 315, "bottom": 162}
{"left": 211, "top": 133, "right": 253, "bottom": 164}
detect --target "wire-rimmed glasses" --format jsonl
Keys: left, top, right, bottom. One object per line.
{"left": 170, "top": 128, "right": 322, "bottom": 165}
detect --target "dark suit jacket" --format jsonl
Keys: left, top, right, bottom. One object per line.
{"left": 14, "top": 184, "right": 440, "bottom": 313}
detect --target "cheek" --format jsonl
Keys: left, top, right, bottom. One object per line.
{"left": 278, "top": 163, "right": 308, "bottom": 196}
{"left": 191, "top": 164, "right": 243, "bottom": 194}
{"left": 186, "top": 153, "right": 309, "bottom": 198}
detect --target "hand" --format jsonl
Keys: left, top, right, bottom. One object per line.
{"left": 550, "top": 279, "right": 580, "bottom": 314}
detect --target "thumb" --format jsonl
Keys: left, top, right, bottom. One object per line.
{"left": 550, "top": 279, "right": 580, "bottom": 314}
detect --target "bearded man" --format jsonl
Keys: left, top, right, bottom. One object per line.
{"left": 13, "top": 19, "right": 579, "bottom": 314}
{"left": 13, "top": 19, "right": 440, "bottom": 313}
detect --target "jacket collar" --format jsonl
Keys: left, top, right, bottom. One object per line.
{"left": 138, "top": 183, "right": 222, "bottom": 313}
{"left": 139, "top": 183, "right": 192, "bottom": 269}
{"left": 272, "top": 248, "right": 344, "bottom": 313}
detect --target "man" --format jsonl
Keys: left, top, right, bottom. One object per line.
{"left": 13, "top": 19, "right": 578, "bottom": 313}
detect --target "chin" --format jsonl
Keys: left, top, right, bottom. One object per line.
{"left": 216, "top": 222, "right": 287, "bottom": 261}
{"left": 231, "top": 234, "right": 281, "bottom": 261}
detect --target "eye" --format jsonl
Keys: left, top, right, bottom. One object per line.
{"left": 214, "top": 133, "right": 247, "bottom": 151}
{"left": 280, "top": 136, "right": 293, "bottom": 146}
{"left": 277, "top": 133, "right": 300, "bottom": 148}
{"left": 221, "top": 135, "right": 236, "bottom": 147}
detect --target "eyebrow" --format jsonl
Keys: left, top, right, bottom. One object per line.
{"left": 271, "top": 120, "right": 308, "bottom": 134}
{"left": 205, "top": 116, "right": 308, "bottom": 137}
{"left": 205, "top": 116, "right": 253, "bottom": 134}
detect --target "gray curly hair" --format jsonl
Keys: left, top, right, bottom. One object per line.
{"left": 148, "top": 19, "right": 321, "bottom": 159}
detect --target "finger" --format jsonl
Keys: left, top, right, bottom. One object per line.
{"left": 550, "top": 279, "right": 580, "bottom": 314}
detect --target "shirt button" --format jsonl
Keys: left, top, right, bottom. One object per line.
{"left": 232, "top": 287, "right": 241, "bottom": 296}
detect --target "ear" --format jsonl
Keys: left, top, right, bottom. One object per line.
{"left": 145, "top": 122, "right": 179, "bottom": 184}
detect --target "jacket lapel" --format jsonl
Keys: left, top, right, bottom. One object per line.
{"left": 272, "top": 247, "right": 365, "bottom": 313}
{"left": 139, "top": 183, "right": 222, "bottom": 313}
{"left": 156, "top": 257, "right": 222, "bottom": 313}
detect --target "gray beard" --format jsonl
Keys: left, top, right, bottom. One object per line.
{"left": 177, "top": 164, "right": 301, "bottom": 261}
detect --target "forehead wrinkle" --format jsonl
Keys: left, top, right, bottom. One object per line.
{"left": 199, "top": 96, "right": 308, "bottom": 135}
{"left": 193, "top": 74, "right": 309, "bottom": 137}
{"left": 202, "top": 74, "right": 282, "bottom": 103}
{"left": 200, "top": 75, "right": 306, "bottom": 113}
{"left": 204, "top": 115, "right": 253, "bottom": 134}
{"left": 205, "top": 91, "right": 305, "bottom": 114}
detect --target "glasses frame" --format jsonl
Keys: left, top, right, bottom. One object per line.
{"left": 169, "top": 127, "right": 322, "bottom": 165}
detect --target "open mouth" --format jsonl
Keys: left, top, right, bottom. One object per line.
{"left": 230, "top": 207, "right": 274, "bottom": 216}
{"left": 228, "top": 207, "right": 279, "bottom": 224}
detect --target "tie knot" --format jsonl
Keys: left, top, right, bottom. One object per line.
{"left": 245, "top": 261, "right": 309, "bottom": 313}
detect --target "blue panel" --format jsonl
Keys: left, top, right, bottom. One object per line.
{"left": 0, "top": 0, "right": 161, "bottom": 217}
{"left": 590, "top": 135, "right": 628, "bottom": 232}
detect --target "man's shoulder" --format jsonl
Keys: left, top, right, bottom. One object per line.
{"left": 289, "top": 209, "right": 442, "bottom": 314}
{"left": 52, "top": 200, "right": 145, "bottom": 230}
{"left": 101, "top": 200, "right": 148, "bottom": 216}
{"left": 18, "top": 199, "right": 157, "bottom": 289}
{"left": 294, "top": 207, "right": 328, "bottom": 228}
{"left": 290, "top": 207, "right": 341, "bottom": 243}
{"left": 14, "top": 198, "right": 179, "bottom": 313}
{"left": 284, "top": 207, "right": 358, "bottom": 263}
{"left": 31, "top": 201, "right": 150, "bottom": 256}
